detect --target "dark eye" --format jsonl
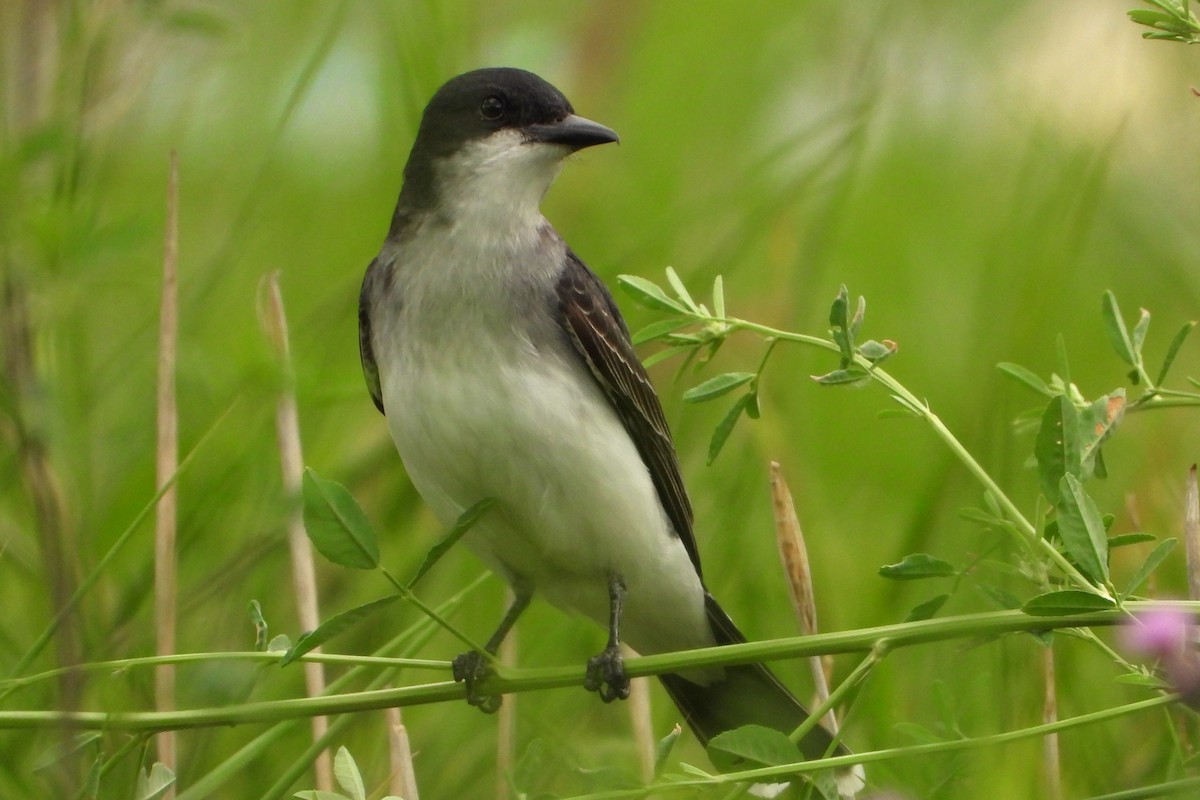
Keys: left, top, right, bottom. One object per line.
{"left": 480, "top": 95, "right": 506, "bottom": 120}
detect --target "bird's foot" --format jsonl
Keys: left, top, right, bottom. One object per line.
{"left": 584, "top": 644, "right": 630, "bottom": 703}
{"left": 452, "top": 650, "right": 502, "bottom": 713}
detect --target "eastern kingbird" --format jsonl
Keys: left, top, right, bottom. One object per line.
{"left": 359, "top": 67, "right": 856, "bottom": 784}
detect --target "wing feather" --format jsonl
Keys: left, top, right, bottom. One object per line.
{"left": 555, "top": 251, "right": 701, "bottom": 576}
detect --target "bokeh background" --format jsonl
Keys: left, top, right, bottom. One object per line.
{"left": 2, "top": 1, "right": 1198, "bottom": 797}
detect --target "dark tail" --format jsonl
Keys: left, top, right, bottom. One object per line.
{"left": 658, "top": 593, "right": 848, "bottom": 763}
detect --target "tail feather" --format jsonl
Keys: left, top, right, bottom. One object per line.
{"left": 657, "top": 593, "right": 848, "bottom": 763}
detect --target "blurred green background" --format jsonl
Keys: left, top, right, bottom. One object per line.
{"left": 2, "top": 0, "right": 1198, "bottom": 797}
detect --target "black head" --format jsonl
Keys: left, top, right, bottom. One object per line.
{"left": 395, "top": 68, "right": 617, "bottom": 218}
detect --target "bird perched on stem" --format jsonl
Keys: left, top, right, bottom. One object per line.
{"left": 358, "top": 67, "right": 860, "bottom": 793}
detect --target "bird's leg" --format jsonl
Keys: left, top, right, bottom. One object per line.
{"left": 584, "top": 572, "right": 631, "bottom": 702}
{"left": 453, "top": 586, "right": 531, "bottom": 714}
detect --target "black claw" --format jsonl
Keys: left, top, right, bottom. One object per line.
{"left": 584, "top": 644, "right": 630, "bottom": 703}
{"left": 452, "top": 650, "right": 502, "bottom": 713}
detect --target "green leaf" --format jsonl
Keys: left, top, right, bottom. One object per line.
{"left": 249, "top": 600, "right": 269, "bottom": 651}
{"left": 707, "top": 395, "right": 748, "bottom": 465}
{"left": 712, "top": 275, "right": 726, "bottom": 319}
{"left": 267, "top": 634, "right": 292, "bottom": 653}
{"left": 1101, "top": 291, "right": 1137, "bottom": 367}
{"left": 1078, "top": 390, "right": 1125, "bottom": 477}
{"left": 1113, "top": 672, "right": 1168, "bottom": 689}
{"left": 1022, "top": 590, "right": 1115, "bottom": 616}
{"left": 643, "top": 345, "right": 691, "bottom": 368}
{"left": 997, "top": 362, "right": 1054, "bottom": 396}
{"left": 1131, "top": 308, "right": 1151, "bottom": 360}
{"left": 977, "top": 584, "right": 1021, "bottom": 610}
{"left": 617, "top": 275, "right": 688, "bottom": 314}
{"left": 293, "top": 792, "right": 350, "bottom": 800}
{"left": 664, "top": 266, "right": 698, "bottom": 312}
{"left": 302, "top": 468, "right": 379, "bottom": 570}
{"left": 707, "top": 725, "right": 800, "bottom": 773}
{"left": 632, "top": 317, "right": 692, "bottom": 345}
{"left": 811, "top": 366, "right": 869, "bottom": 386}
{"left": 1056, "top": 474, "right": 1109, "bottom": 584}
{"left": 1121, "top": 538, "right": 1176, "bottom": 600}
{"left": 407, "top": 497, "right": 494, "bottom": 589}
{"left": 858, "top": 339, "right": 895, "bottom": 364}
{"left": 905, "top": 594, "right": 950, "bottom": 621}
{"left": 878, "top": 553, "right": 956, "bottom": 580}
{"left": 1108, "top": 532, "right": 1155, "bottom": 549}
{"left": 828, "top": 285, "right": 849, "bottom": 329}
{"left": 281, "top": 596, "right": 401, "bottom": 666}
{"left": 333, "top": 746, "right": 366, "bottom": 800}
{"left": 1034, "top": 395, "right": 1082, "bottom": 504}
{"left": 1156, "top": 321, "right": 1196, "bottom": 386}
{"left": 683, "top": 372, "right": 756, "bottom": 403}
{"left": 654, "top": 724, "right": 682, "bottom": 778}
{"left": 32, "top": 733, "right": 102, "bottom": 772}
{"left": 850, "top": 295, "right": 866, "bottom": 341}
{"left": 135, "top": 763, "right": 176, "bottom": 800}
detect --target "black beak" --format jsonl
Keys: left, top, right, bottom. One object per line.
{"left": 525, "top": 114, "right": 619, "bottom": 151}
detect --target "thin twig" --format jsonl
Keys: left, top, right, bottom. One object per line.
{"left": 624, "top": 645, "right": 656, "bottom": 785}
{"left": 257, "top": 271, "right": 331, "bottom": 790}
{"left": 153, "top": 149, "right": 180, "bottom": 794}
{"left": 387, "top": 706, "right": 419, "bottom": 800}
{"left": 1186, "top": 465, "right": 1199, "bottom": 601}
{"left": 1042, "top": 644, "right": 1061, "bottom": 800}
{"left": 769, "top": 462, "right": 837, "bottom": 732}
{"left": 496, "top": 586, "right": 519, "bottom": 800}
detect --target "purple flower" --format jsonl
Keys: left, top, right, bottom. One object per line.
{"left": 1122, "top": 607, "right": 1200, "bottom": 708}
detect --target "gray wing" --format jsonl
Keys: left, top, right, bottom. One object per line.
{"left": 555, "top": 250, "right": 701, "bottom": 577}
{"left": 359, "top": 258, "right": 386, "bottom": 415}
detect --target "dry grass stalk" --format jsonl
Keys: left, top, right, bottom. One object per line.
{"left": 624, "top": 645, "right": 656, "bottom": 784}
{"left": 1042, "top": 644, "right": 1062, "bottom": 800}
{"left": 1186, "top": 465, "right": 1199, "bottom": 602}
{"left": 496, "top": 587, "right": 519, "bottom": 800}
{"left": 256, "top": 271, "right": 331, "bottom": 790}
{"left": 768, "top": 462, "right": 836, "bottom": 730}
{"left": 153, "top": 151, "right": 180, "bottom": 792}
{"left": 387, "top": 706, "right": 420, "bottom": 800}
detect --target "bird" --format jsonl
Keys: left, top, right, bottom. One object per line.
{"left": 358, "top": 66, "right": 857, "bottom": 788}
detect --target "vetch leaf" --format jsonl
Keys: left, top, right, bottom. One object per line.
{"left": 683, "top": 372, "right": 755, "bottom": 403}
{"left": 878, "top": 553, "right": 956, "bottom": 580}
{"left": 997, "top": 362, "right": 1054, "bottom": 396}
{"left": 1131, "top": 308, "right": 1151, "bottom": 360}
{"left": 849, "top": 295, "right": 866, "bottom": 341}
{"left": 135, "top": 763, "right": 176, "bottom": 800}
{"left": 249, "top": 600, "right": 269, "bottom": 651}
{"left": 1113, "top": 672, "right": 1168, "bottom": 689}
{"left": 303, "top": 468, "right": 379, "bottom": 569}
{"left": 617, "top": 275, "right": 688, "bottom": 314}
{"left": 905, "top": 594, "right": 950, "bottom": 621}
{"left": 333, "top": 746, "right": 366, "bottom": 800}
{"left": 664, "top": 266, "right": 698, "bottom": 312}
{"left": 1122, "top": 538, "right": 1176, "bottom": 600}
{"left": 707, "top": 395, "right": 748, "bottom": 465}
{"left": 712, "top": 275, "right": 726, "bottom": 319}
{"left": 293, "top": 792, "right": 349, "bottom": 800}
{"left": 1078, "top": 390, "right": 1125, "bottom": 477}
{"left": 407, "top": 497, "right": 494, "bottom": 589}
{"left": 858, "top": 339, "right": 896, "bottom": 364}
{"left": 707, "top": 725, "right": 800, "bottom": 773}
{"left": 1108, "top": 532, "right": 1155, "bottom": 549}
{"left": 32, "top": 733, "right": 102, "bottom": 772}
{"left": 654, "top": 724, "right": 682, "bottom": 778}
{"left": 1056, "top": 474, "right": 1109, "bottom": 584}
{"left": 1156, "top": 321, "right": 1196, "bottom": 386}
{"left": 1102, "top": 291, "right": 1137, "bottom": 367}
{"left": 281, "top": 596, "right": 401, "bottom": 666}
{"left": 1023, "top": 590, "right": 1115, "bottom": 616}
{"left": 632, "top": 317, "right": 692, "bottom": 345}
{"left": 643, "top": 345, "right": 691, "bottom": 368}
{"left": 1034, "top": 395, "right": 1082, "bottom": 504}
{"left": 267, "top": 634, "right": 292, "bottom": 653}
{"left": 811, "top": 366, "right": 869, "bottom": 386}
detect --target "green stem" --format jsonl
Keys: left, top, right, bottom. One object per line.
{"left": 720, "top": 315, "right": 1108, "bottom": 599}
{"left": 3, "top": 602, "right": 1191, "bottom": 732}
